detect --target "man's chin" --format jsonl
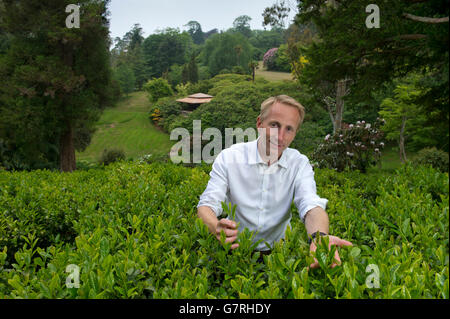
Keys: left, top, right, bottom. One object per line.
{"left": 268, "top": 145, "right": 285, "bottom": 158}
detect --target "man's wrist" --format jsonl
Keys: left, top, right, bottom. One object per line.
{"left": 308, "top": 231, "right": 328, "bottom": 245}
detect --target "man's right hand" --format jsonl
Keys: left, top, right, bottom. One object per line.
{"left": 215, "top": 219, "right": 239, "bottom": 250}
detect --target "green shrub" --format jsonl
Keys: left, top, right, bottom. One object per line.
{"left": 311, "top": 119, "right": 386, "bottom": 173}
{"left": 143, "top": 78, "right": 174, "bottom": 103}
{"left": 412, "top": 147, "right": 449, "bottom": 172}
{"left": 149, "top": 97, "right": 182, "bottom": 132}
{"left": 99, "top": 148, "right": 126, "bottom": 166}
{"left": 0, "top": 162, "right": 447, "bottom": 298}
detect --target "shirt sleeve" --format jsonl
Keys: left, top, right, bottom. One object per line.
{"left": 197, "top": 150, "right": 229, "bottom": 217}
{"left": 293, "top": 157, "right": 328, "bottom": 223}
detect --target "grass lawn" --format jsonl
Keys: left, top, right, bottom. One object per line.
{"left": 255, "top": 61, "right": 294, "bottom": 82}
{"left": 76, "top": 91, "right": 174, "bottom": 163}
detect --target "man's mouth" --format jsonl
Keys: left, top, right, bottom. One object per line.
{"left": 269, "top": 140, "right": 284, "bottom": 149}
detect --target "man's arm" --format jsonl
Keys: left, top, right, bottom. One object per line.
{"left": 197, "top": 206, "right": 220, "bottom": 234}
{"left": 304, "top": 206, "right": 352, "bottom": 269}
{"left": 304, "top": 206, "right": 329, "bottom": 235}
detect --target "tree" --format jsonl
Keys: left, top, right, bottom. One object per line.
{"left": 248, "top": 61, "right": 259, "bottom": 82}
{"left": 115, "top": 64, "right": 136, "bottom": 97}
{"left": 185, "top": 20, "right": 205, "bottom": 45}
{"left": 187, "top": 54, "right": 199, "bottom": 83}
{"left": 262, "top": 0, "right": 291, "bottom": 29}
{"left": 263, "top": 0, "right": 449, "bottom": 137}
{"left": 379, "top": 72, "right": 442, "bottom": 162}
{"left": 0, "top": 0, "right": 114, "bottom": 172}
{"left": 233, "top": 15, "right": 253, "bottom": 38}
{"left": 142, "top": 28, "right": 193, "bottom": 79}
{"left": 248, "top": 28, "right": 285, "bottom": 60}
{"left": 295, "top": 0, "right": 449, "bottom": 128}
{"left": 202, "top": 32, "right": 254, "bottom": 75}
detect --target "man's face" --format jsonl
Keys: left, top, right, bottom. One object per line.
{"left": 256, "top": 102, "right": 300, "bottom": 159}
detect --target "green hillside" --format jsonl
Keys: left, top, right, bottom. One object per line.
{"left": 76, "top": 91, "right": 174, "bottom": 163}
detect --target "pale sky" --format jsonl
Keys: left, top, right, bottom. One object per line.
{"left": 108, "top": 0, "right": 298, "bottom": 39}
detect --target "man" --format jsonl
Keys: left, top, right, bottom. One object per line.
{"left": 197, "top": 95, "right": 352, "bottom": 268}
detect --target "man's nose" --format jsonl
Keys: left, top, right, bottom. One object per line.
{"left": 278, "top": 128, "right": 286, "bottom": 143}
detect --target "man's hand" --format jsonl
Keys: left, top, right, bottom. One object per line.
{"left": 215, "top": 219, "right": 239, "bottom": 250}
{"left": 308, "top": 235, "right": 353, "bottom": 269}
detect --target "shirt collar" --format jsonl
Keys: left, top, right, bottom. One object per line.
{"left": 248, "top": 137, "right": 288, "bottom": 169}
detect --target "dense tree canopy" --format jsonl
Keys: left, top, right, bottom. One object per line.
{"left": 142, "top": 28, "right": 193, "bottom": 79}
{"left": 0, "top": 0, "right": 115, "bottom": 171}
{"left": 201, "top": 32, "right": 254, "bottom": 76}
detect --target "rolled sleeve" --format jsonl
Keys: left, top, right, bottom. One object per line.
{"left": 197, "top": 151, "right": 229, "bottom": 217}
{"left": 293, "top": 159, "right": 328, "bottom": 223}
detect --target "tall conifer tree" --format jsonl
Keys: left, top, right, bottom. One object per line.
{"left": 0, "top": 0, "right": 113, "bottom": 171}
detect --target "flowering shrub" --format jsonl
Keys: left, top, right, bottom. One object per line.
{"left": 263, "top": 48, "right": 278, "bottom": 70}
{"left": 148, "top": 97, "right": 182, "bottom": 131}
{"left": 311, "top": 119, "right": 386, "bottom": 173}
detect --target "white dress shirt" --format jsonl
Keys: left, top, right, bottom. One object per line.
{"left": 197, "top": 138, "right": 328, "bottom": 251}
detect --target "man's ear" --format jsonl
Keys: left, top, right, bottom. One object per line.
{"left": 256, "top": 116, "right": 262, "bottom": 128}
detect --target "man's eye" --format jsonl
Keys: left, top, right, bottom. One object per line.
{"left": 270, "top": 123, "right": 278, "bottom": 127}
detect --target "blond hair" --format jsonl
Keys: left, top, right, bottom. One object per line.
{"left": 259, "top": 95, "right": 305, "bottom": 131}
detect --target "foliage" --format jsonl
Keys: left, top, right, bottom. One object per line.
{"left": 0, "top": 162, "right": 447, "bottom": 298}
{"left": 249, "top": 28, "right": 285, "bottom": 60}
{"left": 291, "top": 122, "right": 327, "bottom": 157}
{"left": 149, "top": 97, "right": 182, "bottom": 131}
{"left": 201, "top": 32, "right": 254, "bottom": 76}
{"left": 111, "top": 24, "right": 147, "bottom": 90}
{"left": 181, "top": 55, "right": 198, "bottom": 84}
{"left": 143, "top": 78, "right": 174, "bottom": 103}
{"left": 379, "top": 72, "right": 443, "bottom": 153}
{"left": 184, "top": 21, "right": 205, "bottom": 45}
{"left": 412, "top": 147, "right": 449, "bottom": 173}
{"left": 114, "top": 65, "right": 136, "bottom": 96}
{"left": 312, "top": 119, "right": 386, "bottom": 173}
{"left": 0, "top": 0, "right": 115, "bottom": 172}
{"left": 274, "top": 44, "right": 291, "bottom": 72}
{"left": 100, "top": 148, "right": 126, "bottom": 166}
{"left": 264, "top": 45, "right": 291, "bottom": 72}
{"left": 142, "top": 28, "right": 193, "bottom": 79}
{"left": 262, "top": 0, "right": 292, "bottom": 29}
{"left": 232, "top": 15, "right": 253, "bottom": 38}
{"left": 293, "top": 0, "right": 448, "bottom": 136}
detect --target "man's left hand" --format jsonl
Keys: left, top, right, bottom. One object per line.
{"left": 308, "top": 235, "right": 353, "bottom": 269}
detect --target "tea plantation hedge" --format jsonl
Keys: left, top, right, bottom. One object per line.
{"left": 0, "top": 162, "right": 448, "bottom": 298}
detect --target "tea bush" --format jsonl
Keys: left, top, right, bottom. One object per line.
{"left": 0, "top": 162, "right": 448, "bottom": 298}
